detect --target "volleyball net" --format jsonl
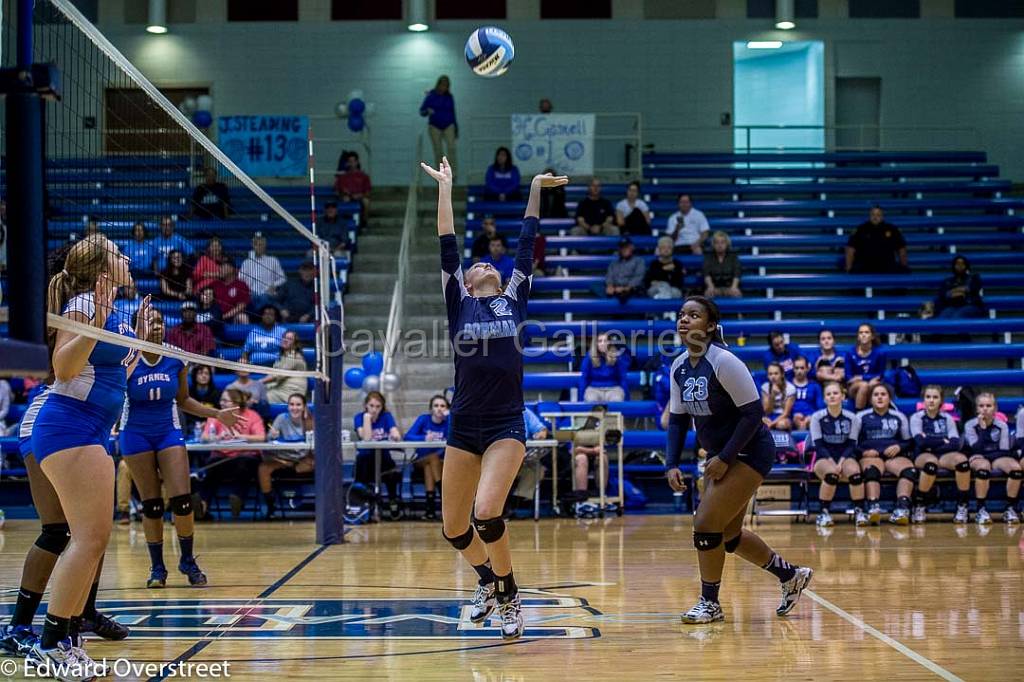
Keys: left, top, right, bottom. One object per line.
{"left": 5, "top": 0, "right": 342, "bottom": 388}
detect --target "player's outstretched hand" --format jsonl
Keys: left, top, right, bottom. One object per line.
{"left": 135, "top": 295, "right": 153, "bottom": 341}
{"left": 217, "top": 406, "right": 241, "bottom": 429}
{"left": 531, "top": 172, "right": 569, "bottom": 188}
{"left": 666, "top": 467, "right": 687, "bottom": 493}
{"left": 420, "top": 156, "right": 453, "bottom": 188}
{"left": 704, "top": 456, "right": 728, "bottom": 481}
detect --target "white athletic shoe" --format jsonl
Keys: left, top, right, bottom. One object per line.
{"left": 911, "top": 506, "right": 927, "bottom": 524}
{"left": 1003, "top": 507, "right": 1020, "bottom": 524}
{"left": 953, "top": 504, "right": 969, "bottom": 524}
{"left": 890, "top": 507, "right": 910, "bottom": 526}
{"left": 854, "top": 509, "right": 869, "bottom": 527}
{"left": 497, "top": 594, "right": 525, "bottom": 640}
{"left": 815, "top": 510, "right": 834, "bottom": 528}
{"left": 680, "top": 597, "right": 725, "bottom": 625}
{"left": 867, "top": 504, "right": 882, "bottom": 526}
{"left": 469, "top": 583, "right": 497, "bottom": 624}
{"left": 26, "top": 638, "right": 104, "bottom": 682}
{"left": 777, "top": 566, "right": 814, "bottom": 617}
{"left": 975, "top": 508, "right": 992, "bottom": 525}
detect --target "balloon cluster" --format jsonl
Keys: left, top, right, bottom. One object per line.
{"left": 344, "top": 352, "right": 400, "bottom": 393}
{"left": 334, "top": 89, "right": 375, "bottom": 133}
{"left": 179, "top": 94, "right": 215, "bottom": 129}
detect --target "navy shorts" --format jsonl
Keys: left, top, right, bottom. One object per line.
{"left": 734, "top": 430, "right": 777, "bottom": 478}
{"left": 447, "top": 413, "right": 526, "bottom": 456}
{"left": 119, "top": 428, "right": 185, "bottom": 456}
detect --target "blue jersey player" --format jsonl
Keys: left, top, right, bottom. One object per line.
{"left": 421, "top": 156, "right": 567, "bottom": 640}
{"left": 119, "top": 309, "right": 239, "bottom": 588}
{"left": 909, "top": 385, "right": 972, "bottom": 525}
{"left": 665, "top": 296, "right": 812, "bottom": 625}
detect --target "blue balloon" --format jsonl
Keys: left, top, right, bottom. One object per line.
{"left": 344, "top": 367, "right": 366, "bottom": 390}
{"left": 348, "top": 98, "right": 366, "bottom": 116}
{"left": 361, "top": 351, "right": 384, "bottom": 376}
{"left": 347, "top": 115, "right": 365, "bottom": 132}
{"left": 193, "top": 110, "right": 213, "bottom": 128}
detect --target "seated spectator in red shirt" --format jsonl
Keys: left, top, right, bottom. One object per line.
{"left": 167, "top": 300, "right": 216, "bottom": 356}
{"left": 212, "top": 259, "right": 251, "bottom": 324}
{"left": 193, "top": 237, "right": 226, "bottom": 292}
{"left": 334, "top": 151, "right": 371, "bottom": 218}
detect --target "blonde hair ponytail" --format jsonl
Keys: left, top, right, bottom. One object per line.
{"left": 46, "top": 234, "right": 115, "bottom": 343}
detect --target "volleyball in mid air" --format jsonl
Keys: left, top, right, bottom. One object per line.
{"left": 465, "top": 26, "right": 515, "bottom": 78}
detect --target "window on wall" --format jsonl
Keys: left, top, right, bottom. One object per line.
{"left": 955, "top": 0, "right": 1024, "bottom": 18}
{"left": 541, "top": 0, "right": 611, "bottom": 19}
{"left": 747, "top": 0, "right": 818, "bottom": 18}
{"left": 227, "top": 0, "right": 298, "bottom": 22}
{"left": 331, "top": 0, "right": 402, "bottom": 20}
{"left": 437, "top": 0, "right": 506, "bottom": 20}
{"left": 848, "top": 0, "right": 919, "bottom": 18}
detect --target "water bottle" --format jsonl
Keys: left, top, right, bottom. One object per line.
{"left": 737, "top": 329, "right": 747, "bottom": 347}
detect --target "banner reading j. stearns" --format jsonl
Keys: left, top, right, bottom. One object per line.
{"left": 218, "top": 115, "right": 309, "bottom": 177}
{"left": 511, "top": 113, "right": 595, "bottom": 177}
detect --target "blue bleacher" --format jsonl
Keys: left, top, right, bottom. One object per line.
{"left": 644, "top": 164, "right": 999, "bottom": 181}
{"left": 641, "top": 151, "right": 988, "bottom": 165}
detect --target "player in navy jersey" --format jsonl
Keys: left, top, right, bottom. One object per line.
{"left": 910, "top": 385, "right": 971, "bottom": 524}
{"left": 120, "top": 309, "right": 241, "bottom": 588}
{"left": 26, "top": 235, "right": 151, "bottom": 673}
{"left": 854, "top": 383, "right": 915, "bottom": 526}
{"left": 421, "top": 157, "right": 567, "bottom": 640}
{"left": 790, "top": 356, "right": 822, "bottom": 431}
{"left": 844, "top": 323, "right": 886, "bottom": 409}
{"left": 808, "top": 381, "right": 864, "bottom": 528}
{"left": 963, "top": 393, "right": 1020, "bottom": 525}
{"left": 405, "top": 395, "right": 451, "bottom": 520}
{"left": 665, "top": 296, "right": 812, "bottom": 625}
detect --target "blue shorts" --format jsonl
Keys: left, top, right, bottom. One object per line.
{"left": 120, "top": 428, "right": 185, "bottom": 456}
{"left": 447, "top": 413, "right": 526, "bottom": 456}
{"left": 734, "top": 430, "right": 777, "bottom": 478}
{"left": 18, "top": 436, "right": 33, "bottom": 457}
{"left": 31, "top": 397, "right": 118, "bottom": 462}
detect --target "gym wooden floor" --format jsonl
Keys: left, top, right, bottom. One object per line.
{"left": 1, "top": 516, "right": 1022, "bottom": 681}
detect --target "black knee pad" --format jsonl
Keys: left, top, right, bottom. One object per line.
{"left": 443, "top": 526, "right": 474, "bottom": 551}
{"left": 862, "top": 467, "right": 882, "bottom": 483}
{"left": 848, "top": 473, "right": 864, "bottom": 486}
{"left": 823, "top": 473, "right": 840, "bottom": 486}
{"left": 975, "top": 468, "right": 990, "bottom": 480}
{"left": 955, "top": 460, "right": 971, "bottom": 473}
{"left": 473, "top": 515, "right": 506, "bottom": 544}
{"left": 693, "top": 531, "right": 723, "bottom": 551}
{"left": 1009, "top": 470, "right": 1024, "bottom": 480}
{"left": 142, "top": 497, "right": 165, "bottom": 520}
{"left": 922, "top": 462, "right": 938, "bottom": 476}
{"left": 899, "top": 468, "right": 919, "bottom": 483}
{"left": 169, "top": 494, "right": 192, "bottom": 517}
{"left": 723, "top": 534, "right": 741, "bottom": 553}
{"left": 35, "top": 523, "right": 71, "bottom": 554}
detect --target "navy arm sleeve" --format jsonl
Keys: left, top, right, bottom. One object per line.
{"left": 718, "top": 401, "right": 764, "bottom": 465}
{"left": 665, "top": 412, "right": 692, "bottom": 470}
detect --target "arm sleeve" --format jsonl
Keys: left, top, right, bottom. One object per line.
{"left": 868, "top": 350, "right": 887, "bottom": 380}
{"left": 627, "top": 259, "right": 645, "bottom": 288}
{"left": 714, "top": 352, "right": 765, "bottom": 464}
{"left": 1017, "top": 410, "right": 1024, "bottom": 452}
{"left": 510, "top": 166, "right": 521, "bottom": 189}
{"left": 896, "top": 412, "right": 913, "bottom": 453}
{"left": 964, "top": 420, "right": 979, "bottom": 452}
{"left": 440, "top": 234, "right": 466, "bottom": 325}
{"left": 419, "top": 93, "right": 431, "bottom": 117}
{"left": 999, "top": 422, "right": 1011, "bottom": 452}
{"left": 809, "top": 412, "right": 824, "bottom": 442}
{"left": 523, "top": 409, "right": 545, "bottom": 437}
{"left": 484, "top": 166, "right": 498, "bottom": 193}
{"left": 504, "top": 217, "right": 538, "bottom": 310}
{"left": 665, "top": 411, "right": 692, "bottom": 470}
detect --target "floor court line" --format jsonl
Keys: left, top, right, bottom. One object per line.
{"left": 804, "top": 589, "right": 964, "bottom": 682}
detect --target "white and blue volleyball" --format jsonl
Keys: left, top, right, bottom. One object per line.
{"left": 465, "top": 27, "right": 515, "bottom": 78}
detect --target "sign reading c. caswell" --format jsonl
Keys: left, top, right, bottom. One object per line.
{"left": 511, "top": 113, "right": 595, "bottom": 176}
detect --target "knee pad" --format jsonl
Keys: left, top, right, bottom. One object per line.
{"left": 35, "top": 523, "right": 71, "bottom": 554}
{"left": 473, "top": 515, "right": 506, "bottom": 544}
{"left": 862, "top": 467, "right": 882, "bottom": 483}
{"left": 1009, "top": 470, "right": 1024, "bottom": 480}
{"left": 848, "top": 473, "right": 864, "bottom": 486}
{"left": 955, "top": 460, "right": 971, "bottom": 473}
{"left": 693, "top": 531, "right": 723, "bottom": 551}
{"left": 823, "top": 473, "right": 840, "bottom": 486}
{"left": 974, "top": 468, "right": 990, "bottom": 480}
{"left": 442, "top": 526, "right": 474, "bottom": 551}
{"left": 723, "top": 534, "right": 741, "bottom": 553}
{"left": 922, "top": 462, "right": 938, "bottom": 476}
{"left": 142, "top": 497, "right": 165, "bottom": 520}
{"left": 899, "top": 468, "right": 919, "bottom": 483}
{"left": 169, "top": 494, "right": 193, "bottom": 517}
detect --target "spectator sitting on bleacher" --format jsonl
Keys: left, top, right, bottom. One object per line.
{"left": 196, "top": 389, "right": 265, "bottom": 519}
{"left": 225, "top": 355, "right": 270, "bottom": 418}
{"left": 702, "top": 231, "right": 741, "bottom": 298}
{"left": 152, "top": 215, "right": 193, "bottom": 271}
{"left": 605, "top": 237, "right": 645, "bottom": 304}
{"left": 666, "top": 194, "right": 710, "bottom": 255}
{"left": 790, "top": 357, "right": 822, "bottom": 431}
{"left": 196, "top": 286, "right": 225, "bottom": 340}
{"left": 277, "top": 261, "right": 317, "bottom": 323}
{"left": 241, "top": 232, "right": 287, "bottom": 314}
{"left": 212, "top": 259, "right": 250, "bottom": 324}
{"left": 192, "top": 237, "right": 226, "bottom": 292}
{"left": 260, "top": 393, "right": 314, "bottom": 519}
{"left": 354, "top": 391, "right": 404, "bottom": 520}
{"left": 963, "top": 392, "right": 1020, "bottom": 525}
{"left": 479, "top": 235, "right": 514, "bottom": 284}
{"left": 811, "top": 329, "right": 845, "bottom": 385}
{"left": 764, "top": 330, "right": 801, "bottom": 381}
{"left": 158, "top": 249, "right": 192, "bottom": 302}
{"left": 261, "top": 331, "right": 309, "bottom": 404}
{"left": 244, "top": 304, "right": 287, "bottom": 366}
{"left": 191, "top": 167, "right": 233, "bottom": 220}
{"left": 167, "top": 300, "right": 216, "bottom": 357}
{"left": 845, "top": 323, "right": 886, "bottom": 410}
{"left": 121, "top": 221, "right": 154, "bottom": 273}
{"left": 572, "top": 178, "right": 618, "bottom": 236}
{"left": 579, "top": 332, "right": 629, "bottom": 403}
{"left": 185, "top": 365, "right": 220, "bottom": 435}
{"left": 934, "top": 255, "right": 985, "bottom": 319}
{"left": 761, "top": 362, "right": 795, "bottom": 432}
{"left": 615, "top": 181, "right": 653, "bottom": 236}
{"left": 644, "top": 236, "right": 686, "bottom": 299}
{"left": 844, "top": 206, "right": 908, "bottom": 274}
{"left": 334, "top": 151, "right": 371, "bottom": 218}
{"left": 319, "top": 201, "right": 352, "bottom": 258}
{"left": 539, "top": 167, "right": 568, "bottom": 218}
{"left": 405, "top": 394, "right": 450, "bottom": 520}
{"left": 470, "top": 215, "right": 498, "bottom": 260}
{"left": 483, "top": 146, "right": 522, "bottom": 202}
